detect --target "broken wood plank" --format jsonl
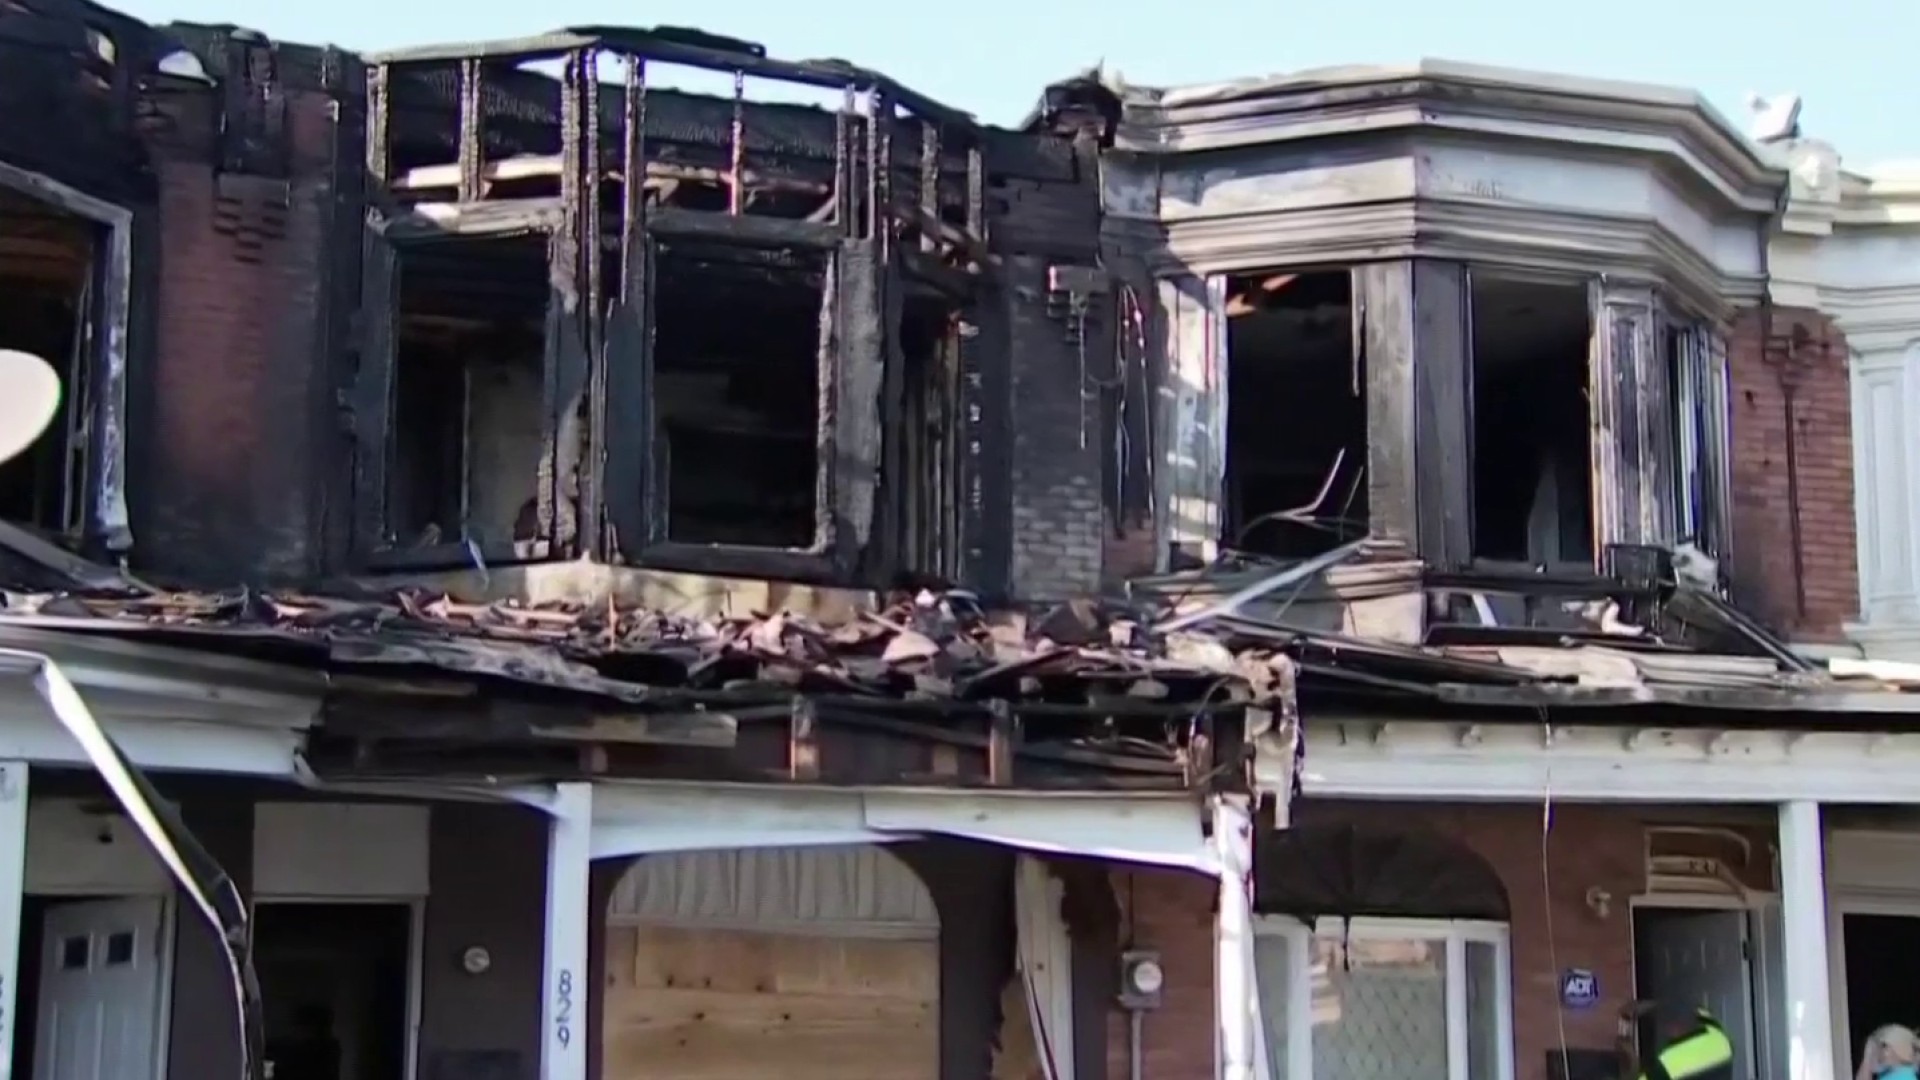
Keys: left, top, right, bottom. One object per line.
{"left": 987, "top": 700, "right": 1016, "bottom": 785}
{"left": 1411, "top": 260, "right": 1472, "bottom": 567}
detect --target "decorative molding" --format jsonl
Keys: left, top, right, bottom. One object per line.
{"left": 1265, "top": 719, "right": 1920, "bottom": 804}
{"left": 1115, "top": 61, "right": 1780, "bottom": 209}
{"left": 1106, "top": 65, "right": 1779, "bottom": 313}
{"left": 1772, "top": 136, "right": 1920, "bottom": 656}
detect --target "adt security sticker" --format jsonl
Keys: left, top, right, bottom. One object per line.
{"left": 1560, "top": 968, "right": 1599, "bottom": 1009}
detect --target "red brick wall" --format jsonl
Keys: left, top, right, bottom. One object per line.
{"left": 1101, "top": 803, "right": 1649, "bottom": 1080}
{"left": 136, "top": 81, "right": 340, "bottom": 583}
{"left": 1104, "top": 866, "right": 1217, "bottom": 1080}
{"left": 1726, "top": 305, "right": 1858, "bottom": 641}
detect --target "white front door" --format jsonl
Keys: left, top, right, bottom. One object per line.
{"left": 1638, "top": 909, "right": 1757, "bottom": 1080}
{"left": 32, "top": 897, "right": 166, "bottom": 1080}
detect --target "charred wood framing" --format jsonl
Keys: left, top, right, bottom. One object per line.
{"left": 309, "top": 691, "right": 1251, "bottom": 792}
{"left": 351, "top": 28, "right": 994, "bottom": 585}
{"left": 1352, "top": 261, "right": 1472, "bottom": 568}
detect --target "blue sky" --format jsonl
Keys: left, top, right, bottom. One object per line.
{"left": 111, "top": 0, "right": 1915, "bottom": 168}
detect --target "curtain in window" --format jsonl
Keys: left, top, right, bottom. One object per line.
{"left": 1252, "top": 923, "right": 1510, "bottom": 1080}
{"left": 1310, "top": 936, "right": 1449, "bottom": 1080}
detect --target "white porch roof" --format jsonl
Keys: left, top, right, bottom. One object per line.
{"left": 0, "top": 623, "right": 322, "bottom": 777}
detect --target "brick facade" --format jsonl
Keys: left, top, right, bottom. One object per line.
{"left": 1103, "top": 802, "right": 1652, "bottom": 1080}
{"left": 1726, "top": 304, "right": 1860, "bottom": 641}
{"left": 134, "top": 64, "right": 344, "bottom": 585}
{"left": 991, "top": 141, "right": 1111, "bottom": 602}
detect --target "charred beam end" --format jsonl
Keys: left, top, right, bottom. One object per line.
{"left": 788, "top": 696, "right": 820, "bottom": 780}
{"left": 364, "top": 31, "right": 975, "bottom": 131}
{"left": 646, "top": 206, "right": 840, "bottom": 250}
{"left": 987, "top": 699, "right": 1017, "bottom": 785}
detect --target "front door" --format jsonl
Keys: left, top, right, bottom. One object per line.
{"left": 1635, "top": 908, "right": 1756, "bottom": 1080}
{"left": 32, "top": 897, "right": 165, "bottom": 1080}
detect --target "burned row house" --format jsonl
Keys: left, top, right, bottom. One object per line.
{"left": 0, "top": 5, "right": 1916, "bottom": 1080}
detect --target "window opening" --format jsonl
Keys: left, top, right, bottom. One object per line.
{"left": 1468, "top": 274, "right": 1592, "bottom": 564}
{"left": 388, "top": 234, "right": 551, "bottom": 551}
{"left": 1254, "top": 917, "right": 1513, "bottom": 1080}
{"left": 651, "top": 238, "right": 827, "bottom": 548}
{"left": 104, "top": 930, "right": 134, "bottom": 966}
{"left": 59, "top": 935, "right": 88, "bottom": 971}
{"left": 1223, "top": 270, "right": 1365, "bottom": 558}
{"left": 0, "top": 185, "right": 96, "bottom": 534}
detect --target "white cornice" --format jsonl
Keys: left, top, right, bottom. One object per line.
{"left": 1767, "top": 138, "right": 1920, "bottom": 332}
{"left": 1114, "top": 58, "right": 1783, "bottom": 213}
{"left": 1129, "top": 196, "right": 1763, "bottom": 317}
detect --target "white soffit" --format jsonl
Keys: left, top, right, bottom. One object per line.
{"left": 589, "top": 781, "right": 1215, "bottom": 871}
{"left": 863, "top": 790, "right": 1216, "bottom": 873}
{"left": 1276, "top": 720, "right": 1920, "bottom": 804}
{"left": 590, "top": 783, "right": 891, "bottom": 858}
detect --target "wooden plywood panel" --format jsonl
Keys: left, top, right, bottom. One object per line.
{"left": 604, "top": 924, "right": 939, "bottom": 1080}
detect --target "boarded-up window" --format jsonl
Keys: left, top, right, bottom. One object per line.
{"left": 603, "top": 845, "right": 940, "bottom": 1080}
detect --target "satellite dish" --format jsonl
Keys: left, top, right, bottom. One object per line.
{"left": 0, "top": 349, "right": 63, "bottom": 466}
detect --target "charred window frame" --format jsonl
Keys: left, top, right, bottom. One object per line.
{"left": 357, "top": 33, "right": 987, "bottom": 583}
{"left": 1166, "top": 262, "right": 1736, "bottom": 576}
{"left": 352, "top": 55, "right": 593, "bottom": 571}
{"left": 0, "top": 159, "right": 133, "bottom": 551}
{"left": 592, "top": 43, "right": 986, "bottom": 582}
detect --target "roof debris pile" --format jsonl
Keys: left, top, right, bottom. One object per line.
{"left": 0, "top": 580, "right": 1294, "bottom": 711}
{"left": 1129, "top": 539, "right": 1920, "bottom": 714}
{"left": 5, "top": 532, "right": 1920, "bottom": 731}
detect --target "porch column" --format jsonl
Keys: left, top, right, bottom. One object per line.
{"left": 541, "top": 782, "right": 593, "bottom": 1080}
{"left": 1779, "top": 800, "right": 1836, "bottom": 1080}
{"left": 0, "top": 763, "right": 25, "bottom": 1080}
{"left": 0, "top": 757, "right": 24, "bottom": 1076}
{"left": 1213, "top": 793, "right": 1257, "bottom": 1080}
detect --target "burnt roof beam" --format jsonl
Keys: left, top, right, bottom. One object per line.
{"left": 365, "top": 28, "right": 978, "bottom": 132}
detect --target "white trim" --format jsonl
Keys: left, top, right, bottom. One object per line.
{"left": 1631, "top": 892, "right": 1773, "bottom": 911}
{"left": 248, "top": 896, "right": 427, "bottom": 1080}
{"left": 152, "top": 897, "right": 178, "bottom": 1080}
{"left": 0, "top": 763, "right": 26, "bottom": 1080}
{"left": 0, "top": 711, "right": 305, "bottom": 777}
{"left": 0, "top": 629, "right": 319, "bottom": 778}
{"left": 1278, "top": 720, "right": 1920, "bottom": 804}
{"left": 1251, "top": 916, "right": 1515, "bottom": 1080}
{"left": 1780, "top": 802, "right": 1836, "bottom": 1080}
{"left": 541, "top": 783, "right": 591, "bottom": 1080}
{"left": 581, "top": 781, "right": 1215, "bottom": 872}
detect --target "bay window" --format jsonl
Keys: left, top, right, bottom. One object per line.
{"left": 1253, "top": 917, "right": 1514, "bottom": 1080}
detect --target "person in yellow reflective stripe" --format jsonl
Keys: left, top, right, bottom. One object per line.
{"left": 1639, "top": 1001, "right": 1734, "bottom": 1080}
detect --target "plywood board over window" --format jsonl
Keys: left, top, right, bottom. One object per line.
{"left": 602, "top": 845, "right": 940, "bottom": 1080}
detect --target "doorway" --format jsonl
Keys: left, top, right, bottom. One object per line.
{"left": 11, "top": 895, "right": 172, "bottom": 1080}
{"left": 1632, "top": 906, "right": 1759, "bottom": 1080}
{"left": 1842, "top": 913, "right": 1920, "bottom": 1071}
{"left": 253, "top": 903, "right": 413, "bottom": 1080}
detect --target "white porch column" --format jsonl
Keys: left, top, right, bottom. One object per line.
{"left": 1213, "top": 794, "right": 1257, "bottom": 1080}
{"left": 0, "top": 764, "right": 23, "bottom": 1080}
{"left": 541, "top": 782, "right": 593, "bottom": 1080}
{"left": 1779, "top": 800, "right": 1836, "bottom": 1080}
